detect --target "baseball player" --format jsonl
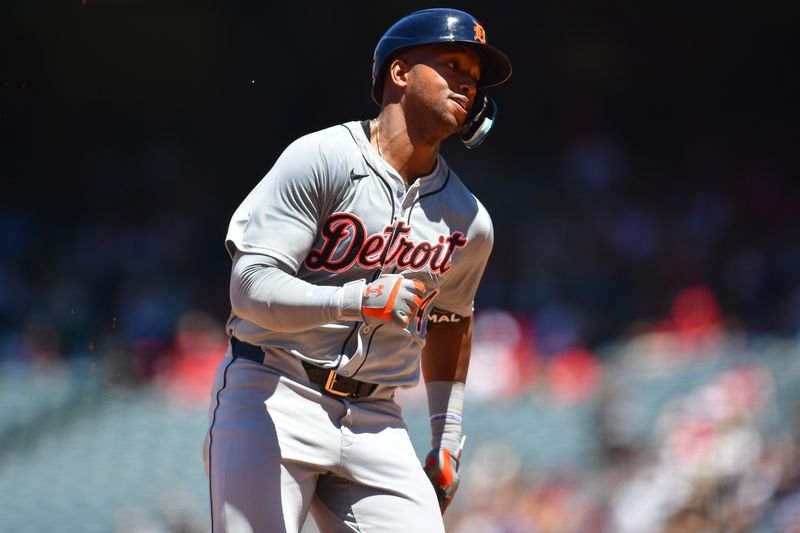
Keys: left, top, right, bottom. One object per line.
{"left": 203, "top": 8, "right": 511, "bottom": 532}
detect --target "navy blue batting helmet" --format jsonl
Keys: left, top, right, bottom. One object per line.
{"left": 371, "top": 8, "right": 512, "bottom": 105}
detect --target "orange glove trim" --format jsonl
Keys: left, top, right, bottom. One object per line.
{"left": 362, "top": 276, "right": 403, "bottom": 321}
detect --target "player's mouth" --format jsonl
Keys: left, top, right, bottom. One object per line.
{"left": 449, "top": 95, "right": 470, "bottom": 117}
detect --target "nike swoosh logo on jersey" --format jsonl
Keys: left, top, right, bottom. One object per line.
{"left": 350, "top": 168, "right": 369, "bottom": 180}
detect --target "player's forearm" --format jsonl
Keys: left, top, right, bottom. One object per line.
{"left": 422, "top": 318, "right": 473, "bottom": 452}
{"left": 426, "top": 381, "right": 465, "bottom": 452}
{"left": 230, "top": 251, "right": 363, "bottom": 332}
{"left": 421, "top": 316, "right": 472, "bottom": 383}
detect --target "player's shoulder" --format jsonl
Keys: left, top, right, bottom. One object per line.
{"left": 284, "top": 122, "right": 359, "bottom": 154}
{"left": 279, "top": 122, "right": 362, "bottom": 173}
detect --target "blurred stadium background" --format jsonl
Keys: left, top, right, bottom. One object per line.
{"left": 2, "top": 1, "right": 798, "bottom": 532}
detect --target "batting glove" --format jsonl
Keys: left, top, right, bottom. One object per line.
{"left": 424, "top": 447, "right": 461, "bottom": 514}
{"left": 361, "top": 274, "right": 425, "bottom": 328}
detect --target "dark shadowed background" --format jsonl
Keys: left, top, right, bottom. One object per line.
{"left": 2, "top": 1, "right": 799, "bottom": 531}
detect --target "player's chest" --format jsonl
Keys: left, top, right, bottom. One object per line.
{"left": 304, "top": 178, "right": 468, "bottom": 276}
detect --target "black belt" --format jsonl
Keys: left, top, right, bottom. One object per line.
{"left": 229, "top": 337, "right": 378, "bottom": 399}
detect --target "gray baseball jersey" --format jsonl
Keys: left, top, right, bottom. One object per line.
{"left": 225, "top": 120, "right": 493, "bottom": 387}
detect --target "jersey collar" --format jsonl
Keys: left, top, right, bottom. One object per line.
{"left": 344, "top": 121, "right": 449, "bottom": 195}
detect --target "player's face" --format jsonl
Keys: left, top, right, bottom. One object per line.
{"left": 400, "top": 45, "right": 482, "bottom": 136}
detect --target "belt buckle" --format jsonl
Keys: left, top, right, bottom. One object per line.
{"left": 324, "top": 371, "right": 352, "bottom": 398}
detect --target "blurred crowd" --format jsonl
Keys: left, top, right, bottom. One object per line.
{"left": 475, "top": 123, "right": 800, "bottom": 353}
{"left": 440, "top": 318, "right": 800, "bottom": 533}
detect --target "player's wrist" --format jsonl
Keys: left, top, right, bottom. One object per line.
{"left": 337, "top": 279, "right": 366, "bottom": 322}
{"left": 426, "top": 381, "right": 465, "bottom": 453}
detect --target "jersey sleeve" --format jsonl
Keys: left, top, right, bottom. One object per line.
{"left": 431, "top": 211, "right": 494, "bottom": 317}
{"left": 225, "top": 135, "right": 335, "bottom": 273}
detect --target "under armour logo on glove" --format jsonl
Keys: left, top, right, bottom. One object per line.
{"left": 424, "top": 447, "right": 461, "bottom": 514}
{"left": 364, "top": 285, "right": 384, "bottom": 297}
{"left": 361, "top": 274, "right": 424, "bottom": 327}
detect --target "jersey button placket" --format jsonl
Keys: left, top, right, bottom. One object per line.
{"left": 397, "top": 182, "right": 419, "bottom": 218}
{"left": 393, "top": 188, "right": 404, "bottom": 220}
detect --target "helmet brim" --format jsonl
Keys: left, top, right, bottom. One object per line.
{"left": 472, "top": 43, "right": 513, "bottom": 89}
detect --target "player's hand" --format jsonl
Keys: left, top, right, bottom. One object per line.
{"left": 361, "top": 274, "right": 425, "bottom": 327}
{"left": 423, "top": 447, "right": 461, "bottom": 514}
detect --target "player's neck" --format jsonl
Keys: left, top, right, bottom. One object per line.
{"left": 374, "top": 109, "right": 440, "bottom": 185}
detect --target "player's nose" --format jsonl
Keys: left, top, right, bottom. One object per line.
{"left": 457, "top": 76, "right": 477, "bottom": 99}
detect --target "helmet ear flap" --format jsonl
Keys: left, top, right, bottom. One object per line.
{"left": 459, "top": 93, "right": 497, "bottom": 149}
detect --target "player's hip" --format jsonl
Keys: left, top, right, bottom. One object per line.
{"left": 227, "top": 318, "right": 426, "bottom": 387}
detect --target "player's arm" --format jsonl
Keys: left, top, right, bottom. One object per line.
{"left": 230, "top": 251, "right": 425, "bottom": 333}
{"left": 229, "top": 250, "right": 363, "bottom": 332}
{"left": 419, "top": 211, "right": 491, "bottom": 514}
{"left": 421, "top": 311, "right": 472, "bottom": 514}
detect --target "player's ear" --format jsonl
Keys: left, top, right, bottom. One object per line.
{"left": 387, "top": 58, "right": 410, "bottom": 92}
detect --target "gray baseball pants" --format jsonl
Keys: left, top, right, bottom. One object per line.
{"left": 203, "top": 347, "right": 444, "bottom": 533}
